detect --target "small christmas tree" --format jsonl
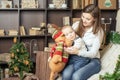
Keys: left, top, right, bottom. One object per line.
{"left": 9, "top": 37, "right": 33, "bottom": 80}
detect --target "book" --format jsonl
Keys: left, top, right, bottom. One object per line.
{"left": 31, "top": 27, "right": 41, "bottom": 30}
{"left": 8, "top": 30, "right": 18, "bottom": 36}
{"left": 63, "top": 16, "right": 70, "bottom": 26}
{"left": 20, "top": 26, "right": 26, "bottom": 35}
{"left": 72, "top": 0, "right": 81, "bottom": 9}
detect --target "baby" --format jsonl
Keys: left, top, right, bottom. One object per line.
{"left": 62, "top": 26, "right": 88, "bottom": 70}
{"left": 62, "top": 26, "right": 87, "bottom": 54}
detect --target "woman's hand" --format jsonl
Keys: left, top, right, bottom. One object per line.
{"left": 64, "top": 47, "right": 79, "bottom": 54}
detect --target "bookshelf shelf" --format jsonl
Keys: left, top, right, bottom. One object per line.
{"left": 0, "top": 0, "right": 118, "bottom": 54}
{"left": 0, "top": 8, "right": 18, "bottom": 11}
{"left": 20, "top": 8, "right": 45, "bottom": 11}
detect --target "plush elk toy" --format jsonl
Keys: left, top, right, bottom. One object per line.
{"left": 47, "top": 24, "right": 72, "bottom": 80}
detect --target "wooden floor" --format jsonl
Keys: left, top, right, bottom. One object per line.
{"left": 3, "top": 77, "right": 20, "bottom": 80}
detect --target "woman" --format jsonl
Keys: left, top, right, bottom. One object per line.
{"left": 62, "top": 4, "right": 104, "bottom": 80}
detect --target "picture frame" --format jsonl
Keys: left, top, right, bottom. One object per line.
{"left": 1, "top": 1, "right": 12, "bottom": 8}
{"left": 98, "top": 0, "right": 117, "bottom": 10}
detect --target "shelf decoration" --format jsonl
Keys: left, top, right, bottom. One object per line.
{"left": 47, "top": 24, "right": 56, "bottom": 34}
{"left": 1, "top": 1, "right": 12, "bottom": 8}
{"left": 8, "top": 30, "right": 18, "bottom": 36}
{"left": 0, "top": 29, "right": 5, "bottom": 36}
{"left": 28, "top": 22, "right": 46, "bottom": 35}
{"left": 21, "top": 0, "right": 38, "bottom": 8}
{"left": 52, "top": 0, "right": 66, "bottom": 9}
{"left": 98, "top": 0, "right": 116, "bottom": 9}
{"left": 63, "top": 16, "right": 70, "bottom": 26}
{"left": 29, "top": 28, "right": 41, "bottom": 35}
{"left": 0, "top": 53, "right": 10, "bottom": 62}
{"left": 9, "top": 37, "right": 33, "bottom": 80}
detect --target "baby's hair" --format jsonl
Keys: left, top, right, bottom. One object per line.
{"left": 62, "top": 25, "right": 80, "bottom": 37}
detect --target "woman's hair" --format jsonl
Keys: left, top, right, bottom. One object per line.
{"left": 76, "top": 4, "right": 102, "bottom": 37}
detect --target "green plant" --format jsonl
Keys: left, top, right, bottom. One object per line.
{"left": 100, "top": 55, "right": 120, "bottom": 80}
{"left": 106, "top": 31, "right": 120, "bottom": 44}
{"left": 9, "top": 37, "right": 33, "bottom": 80}
{"left": 100, "top": 31, "right": 120, "bottom": 80}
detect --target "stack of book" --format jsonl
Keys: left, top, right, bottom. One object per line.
{"left": 0, "top": 29, "right": 5, "bottom": 36}
{"left": 29, "top": 27, "right": 41, "bottom": 35}
{"left": 8, "top": 30, "right": 18, "bottom": 36}
{"left": 29, "top": 23, "right": 46, "bottom": 35}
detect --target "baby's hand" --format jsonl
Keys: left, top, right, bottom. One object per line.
{"left": 65, "top": 47, "right": 79, "bottom": 54}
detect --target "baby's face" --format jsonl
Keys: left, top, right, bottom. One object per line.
{"left": 62, "top": 27, "right": 76, "bottom": 41}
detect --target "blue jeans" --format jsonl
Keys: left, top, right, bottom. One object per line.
{"left": 62, "top": 55, "right": 101, "bottom": 80}
{"left": 68, "top": 55, "right": 90, "bottom": 70}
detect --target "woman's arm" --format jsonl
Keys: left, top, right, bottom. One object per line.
{"left": 78, "top": 29, "right": 104, "bottom": 58}
{"left": 78, "top": 36, "right": 101, "bottom": 58}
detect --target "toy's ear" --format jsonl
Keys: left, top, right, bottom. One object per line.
{"left": 51, "top": 24, "right": 61, "bottom": 30}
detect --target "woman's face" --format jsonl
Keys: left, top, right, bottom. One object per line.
{"left": 81, "top": 13, "right": 95, "bottom": 27}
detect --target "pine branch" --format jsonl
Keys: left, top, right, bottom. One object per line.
{"left": 100, "top": 55, "right": 120, "bottom": 80}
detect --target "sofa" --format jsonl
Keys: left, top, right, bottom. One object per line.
{"left": 88, "top": 43, "right": 120, "bottom": 80}
{"left": 56, "top": 43, "right": 120, "bottom": 80}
